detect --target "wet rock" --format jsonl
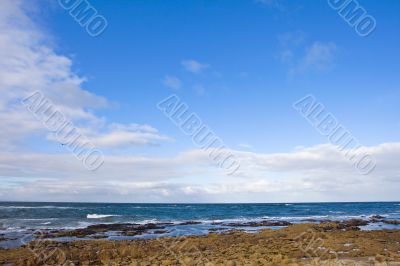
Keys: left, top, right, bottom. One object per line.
{"left": 383, "top": 220, "right": 400, "bottom": 225}
{"left": 153, "top": 230, "right": 169, "bottom": 234}
{"left": 208, "top": 228, "right": 229, "bottom": 232}
{"left": 370, "top": 215, "right": 386, "bottom": 223}
{"left": 303, "top": 219, "right": 333, "bottom": 223}
{"left": 317, "top": 219, "right": 370, "bottom": 231}
{"left": 336, "top": 219, "right": 369, "bottom": 230}
{"left": 371, "top": 215, "right": 385, "bottom": 219}
{"left": 223, "top": 220, "right": 292, "bottom": 227}
{"left": 34, "top": 223, "right": 168, "bottom": 239}
{"left": 178, "top": 221, "right": 202, "bottom": 226}
{"left": 122, "top": 231, "right": 143, "bottom": 236}
{"left": 302, "top": 219, "right": 319, "bottom": 222}
{"left": 87, "top": 223, "right": 140, "bottom": 232}
{"left": 91, "top": 235, "right": 108, "bottom": 239}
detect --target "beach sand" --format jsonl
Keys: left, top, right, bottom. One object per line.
{"left": 1, "top": 222, "right": 400, "bottom": 265}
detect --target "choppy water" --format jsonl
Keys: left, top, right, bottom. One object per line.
{"left": 1, "top": 201, "right": 400, "bottom": 248}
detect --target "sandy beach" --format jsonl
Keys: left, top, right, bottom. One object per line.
{"left": 1, "top": 221, "right": 400, "bottom": 265}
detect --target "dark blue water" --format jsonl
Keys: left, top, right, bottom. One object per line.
{"left": 1, "top": 202, "right": 400, "bottom": 248}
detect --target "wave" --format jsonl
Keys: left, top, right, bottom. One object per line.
{"left": 87, "top": 214, "right": 120, "bottom": 219}
{"left": 129, "top": 214, "right": 384, "bottom": 225}
{"left": 208, "top": 214, "right": 375, "bottom": 224}
{"left": 16, "top": 218, "right": 59, "bottom": 221}
{"left": 135, "top": 219, "right": 160, "bottom": 224}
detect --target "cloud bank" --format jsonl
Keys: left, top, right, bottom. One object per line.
{"left": 0, "top": 143, "right": 399, "bottom": 202}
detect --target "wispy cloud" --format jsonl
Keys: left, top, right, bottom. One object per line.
{"left": 181, "top": 59, "right": 209, "bottom": 74}
{"left": 193, "top": 84, "right": 206, "bottom": 95}
{"left": 238, "top": 143, "right": 253, "bottom": 149}
{"left": 162, "top": 75, "right": 182, "bottom": 90}
{"left": 89, "top": 124, "right": 170, "bottom": 148}
{"left": 277, "top": 30, "right": 306, "bottom": 64}
{"left": 277, "top": 31, "right": 337, "bottom": 77}
{"left": 290, "top": 41, "right": 337, "bottom": 75}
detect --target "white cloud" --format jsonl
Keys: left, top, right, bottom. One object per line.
{"left": 89, "top": 124, "right": 170, "bottom": 148}
{"left": 0, "top": 0, "right": 168, "bottom": 151}
{"left": 0, "top": 142, "right": 399, "bottom": 202}
{"left": 162, "top": 75, "right": 182, "bottom": 90}
{"left": 181, "top": 60, "right": 209, "bottom": 74}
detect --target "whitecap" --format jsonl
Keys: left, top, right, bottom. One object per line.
{"left": 135, "top": 219, "right": 159, "bottom": 224}
{"left": 87, "top": 214, "right": 120, "bottom": 219}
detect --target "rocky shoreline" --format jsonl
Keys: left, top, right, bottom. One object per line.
{"left": 4, "top": 215, "right": 398, "bottom": 241}
{"left": 1, "top": 219, "right": 400, "bottom": 265}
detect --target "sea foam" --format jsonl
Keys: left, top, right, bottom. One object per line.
{"left": 86, "top": 214, "right": 119, "bottom": 219}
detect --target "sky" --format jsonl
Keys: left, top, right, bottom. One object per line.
{"left": 0, "top": 0, "right": 399, "bottom": 203}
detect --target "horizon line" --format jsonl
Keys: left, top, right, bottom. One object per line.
{"left": 1, "top": 200, "right": 399, "bottom": 204}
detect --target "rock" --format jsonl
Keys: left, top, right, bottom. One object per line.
{"left": 223, "top": 220, "right": 292, "bottom": 227}
{"left": 371, "top": 215, "right": 385, "bottom": 219}
{"left": 178, "top": 221, "right": 202, "bottom": 226}
{"left": 335, "top": 219, "right": 369, "bottom": 230}
{"left": 153, "top": 230, "right": 169, "bottom": 234}
{"left": 208, "top": 228, "right": 229, "bottom": 232}
{"left": 1, "top": 222, "right": 400, "bottom": 265}
{"left": 91, "top": 235, "right": 108, "bottom": 239}
{"left": 34, "top": 223, "right": 168, "bottom": 238}
{"left": 122, "top": 231, "right": 142, "bottom": 236}
{"left": 383, "top": 220, "right": 400, "bottom": 225}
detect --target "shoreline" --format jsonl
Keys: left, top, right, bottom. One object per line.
{"left": 1, "top": 215, "right": 400, "bottom": 248}
{"left": 1, "top": 221, "right": 400, "bottom": 265}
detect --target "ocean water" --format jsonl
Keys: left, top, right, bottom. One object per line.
{"left": 1, "top": 201, "right": 400, "bottom": 248}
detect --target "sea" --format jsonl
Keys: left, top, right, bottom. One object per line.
{"left": 1, "top": 201, "right": 400, "bottom": 249}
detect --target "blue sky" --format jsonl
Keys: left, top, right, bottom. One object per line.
{"left": 0, "top": 0, "right": 399, "bottom": 202}
{"left": 46, "top": 0, "right": 399, "bottom": 151}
